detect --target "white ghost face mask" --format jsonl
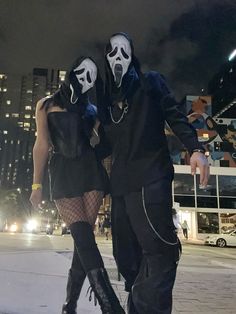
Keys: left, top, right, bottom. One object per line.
{"left": 70, "top": 58, "right": 97, "bottom": 103}
{"left": 106, "top": 35, "right": 132, "bottom": 88}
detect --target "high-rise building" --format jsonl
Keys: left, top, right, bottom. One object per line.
{"left": 0, "top": 68, "right": 66, "bottom": 191}
{"left": 0, "top": 73, "right": 22, "bottom": 189}
{"left": 208, "top": 57, "right": 236, "bottom": 118}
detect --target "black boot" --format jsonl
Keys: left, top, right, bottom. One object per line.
{"left": 87, "top": 268, "right": 125, "bottom": 314}
{"left": 70, "top": 221, "right": 125, "bottom": 314}
{"left": 62, "top": 268, "right": 86, "bottom": 314}
{"left": 62, "top": 243, "right": 86, "bottom": 314}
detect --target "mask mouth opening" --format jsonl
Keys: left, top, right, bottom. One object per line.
{"left": 114, "top": 64, "right": 123, "bottom": 87}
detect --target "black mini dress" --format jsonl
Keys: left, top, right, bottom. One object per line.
{"left": 47, "top": 111, "right": 109, "bottom": 200}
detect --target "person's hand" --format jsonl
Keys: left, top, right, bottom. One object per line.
{"left": 30, "top": 189, "right": 43, "bottom": 209}
{"left": 190, "top": 152, "right": 209, "bottom": 188}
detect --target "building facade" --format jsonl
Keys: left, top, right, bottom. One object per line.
{"left": 173, "top": 165, "right": 236, "bottom": 240}
{"left": 171, "top": 57, "right": 236, "bottom": 239}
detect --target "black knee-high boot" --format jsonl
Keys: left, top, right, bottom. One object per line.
{"left": 62, "top": 244, "right": 86, "bottom": 314}
{"left": 70, "top": 221, "right": 125, "bottom": 314}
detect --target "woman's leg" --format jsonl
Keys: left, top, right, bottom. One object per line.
{"left": 55, "top": 197, "right": 88, "bottom": 314}
{"left": 62, "top": 243, "right": 86, "bottom": 314}
{"left": 73, "top": 190, "right": 124, "bottom": 313}
{"left": 57, "top": 192, "right": 124, "bottom": 313}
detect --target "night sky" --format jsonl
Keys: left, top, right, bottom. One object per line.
{"left": 0, "top": 0, "right": 235, "bottom": 98}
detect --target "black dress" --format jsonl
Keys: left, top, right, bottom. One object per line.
{"left": 47, "top": 111, "right": 109, "bottom": 200}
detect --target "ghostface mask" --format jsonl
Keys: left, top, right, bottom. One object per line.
{"left": 106, "top": 34, "right": 132, "bottom": 88}
{"left": 70, "top": 58, "right": 97, "bottom": 103}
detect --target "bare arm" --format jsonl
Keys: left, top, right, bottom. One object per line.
{"left": 30, "top": 99, "right": 51, "bottom": 208}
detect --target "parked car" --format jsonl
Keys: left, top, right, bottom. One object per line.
{"left": 205, "top": 229, "right": 236, "bottom": 247}
{"left": 61, "top": 222, "right": 70, "bottom": 235}
{"left": 46, "top": 223, "right": 54, "bottom": 235}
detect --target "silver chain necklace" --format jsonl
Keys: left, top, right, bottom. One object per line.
{"left": 109, "top": 100, "right": 129, "bottom": 124}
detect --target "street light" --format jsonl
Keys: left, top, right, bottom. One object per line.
{"left": 228, "top": 49, "right": 236, "bottom": 61}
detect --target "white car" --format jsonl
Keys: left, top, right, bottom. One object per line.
{"left": 205, "top": 230, "right": 236, "bottom": 247}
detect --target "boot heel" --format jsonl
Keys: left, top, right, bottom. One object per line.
{"left": 87, "top": 268, "right": 125, "bottom": 314}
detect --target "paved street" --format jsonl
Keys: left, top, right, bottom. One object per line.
{"left": 0, "top": 232, "right": 235, "bottom": 313}
{"left": 173, "top": 244, "right": 236, "bottom": 314}
{"left": 61, "top": 236, "right": 236, "bottom": 314}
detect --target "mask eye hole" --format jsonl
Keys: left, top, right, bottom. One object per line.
{"left": 86, "top": 72, "right": 92, "bottom": 83}
{"left": 121, "top": 48, "right": 129, "bottom": 60}
{"left": 108, "top": 47, "right": 118, "bottom": 58}
{"left": 74, "top": 68, "right": 84, "bottom": 75}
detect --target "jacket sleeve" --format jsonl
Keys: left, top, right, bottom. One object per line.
{"left": 153, "top": 72, "right": 204, "bottom": 154}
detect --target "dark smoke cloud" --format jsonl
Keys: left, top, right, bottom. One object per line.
{"left": 0, "top": 0, "right": 235, "bottom": 98}
{"left": 145, "top": 0, "right": 236, "bottom": 97}
{"left": 0, "top": 0, "right": 195, "bottom": 72}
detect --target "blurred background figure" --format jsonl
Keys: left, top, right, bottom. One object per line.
{"left": 181, "top": 220, "right": 190, "bottom": 239}
{"left": 172, "top": 208, "right": 182, "bottom": 234}
{"left": 103, "top": 214, "right": 111, "bottom": 240}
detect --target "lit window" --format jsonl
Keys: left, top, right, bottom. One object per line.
{"left": 25, "top": 106, "right": 31, "bottom": 110}
{"left": 12, "top": 113, "right": 19, "bottom": 118}
{"left": 24, "top": 122, "right": 30, "bottom": 127}
{"left": 59, "top": 71, "right": 66, "bottom": 81}
{"left": 0, "top": 74, "right": 6, "bottom": 79}
{"left": 24, "top": 114, "right": 31, "bottom": 119}
{"left": 3, "top": 88, "right": 7, "bottom": 92}
{"left": 3, "top": 130, "right": 8, "bottom": 134}
{"left": 5, "top": 113, "right": 10, "bottom": 118}
{"left": 46, "top": 91, "right": 51, "bottom": 96}
{"left": 6, "top": 100, "right": 11, "bottom": 105}
{"left": 27, "top": 90, "right": 32, "bottom": 94}
{"left": 18, "top": 122, "right": 23, "bottom": 127}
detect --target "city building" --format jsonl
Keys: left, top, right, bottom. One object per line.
{"left": 0, "top": 68, "right": 66, "bottom": 191}
{"left": 171, "top": 56, "right": 236, "bottom": 240}
{"left": 208, "top": 56, "right": 236, "bottom": 118}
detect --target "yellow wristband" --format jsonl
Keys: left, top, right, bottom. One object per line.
{"left": 32, "top": 183, "right": 42, "bottom": 190}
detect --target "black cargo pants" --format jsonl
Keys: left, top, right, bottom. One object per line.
{"left": 111, "top": 176, "right": 181, "bottom": 314}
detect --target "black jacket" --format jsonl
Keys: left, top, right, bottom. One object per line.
{"left": 97, "top": 71, "right": 203, "bottom": 196}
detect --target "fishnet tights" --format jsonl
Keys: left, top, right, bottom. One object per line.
{"left": 55, "top": 190, "right": 104, "bottom": 226}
